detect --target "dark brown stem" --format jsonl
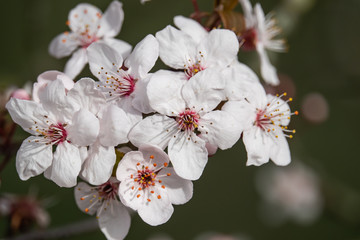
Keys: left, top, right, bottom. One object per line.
{"left": 190, "top": 0, "right": 202, "bottom": 22}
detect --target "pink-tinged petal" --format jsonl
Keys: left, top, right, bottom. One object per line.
{"left": 223, "top": 62, "right": 260, "bottom": 101}
{"left": 158, "top": 168, "right": 193, "bottom": 205}
{"left": 68, "top": 3, "right": 101, "bottom": 34}
{"left": 101, "top": 38, "right": 132, "bottom": 60}
{"left": 48, "top": 141, "right": 81, "bottom": 187}
{"left": 128, "top": 114, "right": 176, "bottom": 150}
{"left": 173, "top": 15, "right": 208, "bottom": 43}
{"left": 131, "top": 75, "right": 154, "bottom": 114}
{"left": 67, "top": 78, "right": 106, "bottom": 115}
{"left": 64, "top": 48, "right": 88, "bottom": 79}
{"left": 256, "top": 43, "right": 280, "bottom": 86}
{"left": 5, "top": 98, "right": 47, "bottom": 135}
{"left": 49, "top": 32, "right": 79, "bottom": 58}
{"left": 137, "top": 193, "right": 173, "bottom": 226}
{"left": 116, "top": 97, "right": 142, "bottom": 125}
{"left": 16, "top": 136, "right": 53, "bottom": 181}
{"left": 116, "top": 151, "right": 144, "bottom": 182}
{"left": 125, "top": 34, "right": 159, "bottom": 79}
{"left": 99, "top": 104, "right": 131, "bottom": 147}
{"left": 198, "top": 29, "right": 239, "bottom": 68}
{"left": 81, "top": 143, "right": 116, "bottom": 185}
{"left": 87, "top": 42, "right": 123, "bottom": 79}
{"left": 168, "top": 133, "right": 208, "bottom": 180}
{"left": 243, "top": 127, "right": 271, "bottom": 166}
{"left": 221, "top": 100, "right": 254, "bottom": 129}
{"left": 147, "top": 70, "right": 186, "bottom": 116}
{"left": 199, "top": 110, "right": 242, "bottom": 150}
{"left": 74, "top": 182, "right": 100, "bottom": 215}
{"left": 67, "top": 109, "right": 99, "bottom": 147}
{"left": 98, "top": 200, "right": 131, "bottom": 240}
{"left": 138, "top": 144, "right": 170, "bottom": 166}
{"left": 182, "top": 69, "right": 225, "bottom": 113}
{"left": 97, "top": 1, "right": 124, "bottom": 38}
{"left": 266, "top": 94, "right": 291, "bottom": 126}
{"left": 156, "top": 25, "right": 197, "bottom": 69}
{"left": 269, "top": 128, "right": 291, "bottom": 166}
{"left": 33, "top": 71, "right": 74, "bottom": 103}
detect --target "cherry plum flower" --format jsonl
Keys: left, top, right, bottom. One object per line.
{"left": 239, "top": 0, "right": 286, "bottom": 85}
{"left": 6, "top": 79, "right": 102, "bottom": 187}
{"left": 75, "top": 178, "right": 131, "bottom": 240}
{"left": 116, "top": 144, "right": 193, "bottom": 226}
{"left": 87, "top": 34, "right": 159, "bottom": 122}
{"left": 129, "top": 70, "right": 242, "bottom": 180}
{"left": 223, "top": 81, "right": 297, "bottom": 166}
{"left": 49, "top": 1, "right": 132, "bottom": 78}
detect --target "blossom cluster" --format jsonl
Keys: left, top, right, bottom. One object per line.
{"left": 5, "top": 0, "right": 297, "bottom": 239}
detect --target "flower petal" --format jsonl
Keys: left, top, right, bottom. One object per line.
{"left": 64, "top": 48, "right": 88, "bottom": 79}
{"left": 81, "top": 143, "right": 116, "bottom": 185}
{"left": 49, "top": 32, "right": 79, "bottom": 58}
{"left": 168, "top": 132, "right": 208, "bottom": 180}
{"left": 98, "top": 200, "right": 131, "bottom": 240}
{"left": 48, "top": 141, "right": 81, "bottom": 187}
{"left": 156, "top": 25, "right": 197, "bottom": 69}
{"left": 16, "top": 136, "right": 53, "bottom": 180}
{"left": 173, "top": 15, "right": 208, "bottom": 43}
{"left": 98, "top": 104, "right": 131, "bottom": 147}
{"left": 256, "top": 43, "right": 280, "bottom": 86}
{"left": 125, "top": 34, "right": 159, "bottom": 79}
{"left": 137, "top": 193, "right": 173, "bottom": 226}
{"left": 74, "top": 182, "right": 100, "bottom": 215}
{"left": 243, "top": 127, "right": 271, "bottom": 166}
{"left": 116, "top": 151, "right": 144, "bottom": 182}
{"left": 97, "top": 1, "right": 124, "bottom": 38}
{"left": 131, "top": 75, "right": 154, "bottom": 114}
{"left": 199, "top": 110, "right": 242, "bottom": 150}
{"left": 221, "top": 100, "right": 254, "bottom": 129}
{"left": 138, "top": 144, "right": 170, "bottom": 166}
{"left": 128, "top": 114, "right": 175, "bottom": 150}
{"left": 158, "top": 168, "right": 193, "bottom": 205}
{"left": 67, "top": 109, "right": 99, "bottom": 147}
{"left": 147, "top": 70, "right": 187, "bottom": 116}
{"left": 269, "top": 128, "right": 291, "bottom": 166}
{"left": 68, "top": 3, "right": 101, "bottom": 34}
{"left": 101, "top": 38, "right": 132, "bottom": 60}
{"left": 116, "top": 97, "right": 143, "bottom": 125}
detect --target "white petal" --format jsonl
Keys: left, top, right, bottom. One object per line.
{"left": 139, "top": 144, "right": 170, "bottom": 166}
{"left": 16, "top": 136, "right": 53, "bottom": 180}
{"left": 67, "top": 77, "right": 106, "bottom": 115}
{"left": 49, "top": 32, "right": 79, "bottom": 58}
{"left": 64, "top": 48, "right": 88, "bottom": 79}
{"left": 199, "top": 110, "right": 242, "bottom": 150}
{"left": 156, "top": 25, "right": 197, "bottom": 69}
{"left": 81, "top": 143, "right": 116, "bottom": 185}
{"left": 256, "top": 43, "right": 280, "bottom": 86}
{"left": 116, "top": 151, "right": 144, "bottom": 182}
{"left": 138, "top": 194, "right": 173, "bottom": 226}
{"left": 158, "top": 168, "right": 193, "bottom": 205}
{"left": 128, "top": 114, "right": 175, "bottom": 149}
{"left": 125, "top": 34, "right": 159, "bottom": 79}
{"left": 131, "top": 75, "right": 154, "bottom": 114}
{"left": 67, "top": 109, "right": 99, "bottom": 146}
{"left": 173, "top": 15, "right": 208, "bottom": 43}
{"left": 243, "top": 127, "right": 271, "bottom": 166}
{"left": 101, "top": 38, "right": 132, "bottom": 60}
{"left": 239, "top": 0, "right": 255, "bottom": 28}
{"left": 74, "top": 182, "right": 100, "bottom": 215}
{"left": 98, "top": 200, "right": 131, "bottom": 240}
{"left": 221, "top": 100, "right": 254, "bottom": 129}
{"left": 198, "top": 29, "right": 239, "bottom": 68}
{"left": 99, "top": 104, "right": 131, "bottom": 146}
{"left": 68, "top": 3, "right": 101, "bottom": 34}
{"left": 87, "top": 42, "right": 123, "bottom": 79}
{"left": 147, "top": 70, "right": 187, "bottom": 116}
{"left": 116, "top": 97, "right": 143, "bottom": 125}
{"left": 269, "top": 128, "right": 291, "bottom": 166}
{"left": 48, "top": 141, "right": 81, "bottom": 187}
{"left": 182, "top": 69, "right": 225, "bottom": 113}
{"left": 168, "top": 133, "right": 208, "bottom": 180}
{"left": 97, "top": 1, "right": 124, "bottom": 38}
{"left": 5, "top": 98, "right": 47, "bottom": 135}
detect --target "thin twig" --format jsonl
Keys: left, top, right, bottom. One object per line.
{"left": 4, "top": 218, "right": 99, "bottom": 240}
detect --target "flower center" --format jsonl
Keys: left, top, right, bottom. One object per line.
{"left": 185, "top": 63, "right": 206, "bottom": 79}
{"left": 32, "top": 121, "right": 68, "bottom": 145}
{"left": 177, "top": 109, "right": 200, "bottom": 132}
{"left": 98, "top": 180, "right": 119, "bottom": 200}
{"left": 240, "top": 28, "right": 257, "bottom": 51}
{"left": 254, "top": 92, "right": 298, "bottom": 138}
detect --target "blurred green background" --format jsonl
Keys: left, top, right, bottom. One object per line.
{"left": 1, "top": 0, "right": 360, "bottom": 239}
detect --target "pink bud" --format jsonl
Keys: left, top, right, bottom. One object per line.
{"left": 10, "top": 89, "right": 31, "bottom": 100}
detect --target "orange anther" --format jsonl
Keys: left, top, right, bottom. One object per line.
{"left": 164, "top": 162, "right": 168, "bottom": 167}
{"left": 161, "top": 185, "right": 165, "bottom": 189}
{"left": 137, "top": 194, "right": 141, "bottom": 198}
{"left": 80, "top": 197, "right": 85, "bottom": 200}
{"left": 147, "top": 199, "right": 151, "bottom": 202}
{"left": 64, "top": 31, "right": 69, "bottom": 35}
{"left": 150, "top": 155, "right": 154, "bottom": 159}
{"left": 137, "top": 163, "right": 140, "bottom": 166}
{"left": 131, "top": 186, "right": 134, "bottom": 190}
{"left": 85, "top": 208, "right": 89, "bottom": 213}
{"left": 153, "top": 163, "right": 157, "bottom": 167}
{"left": 295, "top": 111, "right": 299, "bottom": 115}
{"left": 158, "top": 180, "right": 162, "bottom": 183}
{"left": 167, "top": 173, "right": 171, "bottom": 176}
{"left": 157, "top": 195, "right": 161, "bottom": 199}
{"left": 66, "top": 20, "right": 70, "bottom": 26}
{"left": 151, "top": 191, "right": 154, "bottom": 194}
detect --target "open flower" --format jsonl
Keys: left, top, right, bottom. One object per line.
{"left": 129, "top": 69, "right": 242, "bottom": 180}
{"left": 6, "top": 78, "right": 101, "bottom": 187}
{"left": 223, "top": 81, "right": 297, "bottom": 166}
{"left": 75, "top": 178, "right": 131, "bottom": 240}
{"left": 116, "top": 144, "right": 193, "bottom": 226}
{"left": 49, "top": 1, "right": 132, "bottom": 78}
{"left": 239, "top": 0, "right": 286, "bottom": 85}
